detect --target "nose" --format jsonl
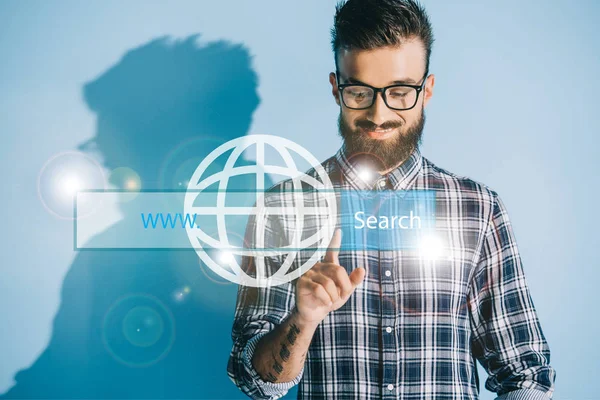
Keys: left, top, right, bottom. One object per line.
{"left": 367, "top": 90, "right": 392, "bottom": 126}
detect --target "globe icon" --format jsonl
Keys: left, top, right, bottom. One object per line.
{"left": 184, "top": 134, "right": 337, "bottom": 287}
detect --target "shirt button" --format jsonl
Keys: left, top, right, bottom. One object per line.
{"left": 378, "top": 179, "right": 386, "bottom": 188}
{"left": 385, "top": 326, "right": 392, "bottom": 333}
{"left": 385, "top": 270, "right": 391, "bottom": 277}
{"left": 387, "top": 384, "right": 394, "bottom": 391}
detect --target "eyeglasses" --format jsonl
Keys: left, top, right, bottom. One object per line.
{"left": 336, "top": 71, "right": 428, "bottom": 111}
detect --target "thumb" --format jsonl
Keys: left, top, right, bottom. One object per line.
{"left": 323, "top": 228, "right": 341, "bottom": 264}
{"left": 349, "top": 267, "right": 366, "bottom": 289}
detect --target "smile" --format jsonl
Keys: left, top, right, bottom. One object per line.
{"left": 363, "top": 127, "right": 395, "bottom": 139}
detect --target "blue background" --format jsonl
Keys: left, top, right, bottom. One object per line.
{"left": 1, "top": 1, "right": 598, "bottom": 399}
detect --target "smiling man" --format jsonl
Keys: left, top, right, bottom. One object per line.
{"left": 228, "top": 1, "right": 555, "bottom": 399}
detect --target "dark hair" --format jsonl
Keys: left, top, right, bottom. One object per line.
{"left": 331, "top": 0, "right": 434, "bottom": 73}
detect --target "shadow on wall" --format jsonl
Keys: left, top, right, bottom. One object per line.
{"left": 1, "top": 34, "right": 292, "bottom": 399}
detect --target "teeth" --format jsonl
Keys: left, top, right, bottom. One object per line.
{"left": 363, "top": 127, "right": 393, "bottom": 134}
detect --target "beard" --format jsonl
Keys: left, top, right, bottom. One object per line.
{"left": 337, "top": 107, "right": 425, "bottom": 171}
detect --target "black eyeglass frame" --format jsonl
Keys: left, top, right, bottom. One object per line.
{"left": 336, "top": 70, "right": 429, "bottom": 111}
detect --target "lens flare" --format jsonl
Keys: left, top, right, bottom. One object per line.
{"left": 102, "top": 294, "right": 175, "bottom": 367}
{"left": 109, "top": 167, "right": 142, "bottom": 202}
{"left": 218, "top": 251, "right": 235, "bottom": 265}
{"left": 419, "top": 234, "right": 445, "bottom": 261}
{"left": 37, "top": 151, "right": 107, "bottom": 220}
{"left": 357, "top": 165, "right": 374, "bottom": 182}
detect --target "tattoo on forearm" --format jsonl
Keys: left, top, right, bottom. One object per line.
{"left": 286, "top": 323, "right": 300, "bottom": 345}
{"left": 264, "top": 322, "right": 305, "bottom": 383}
{"left": 279, "top": 343, "right": 291, "bottom": 361}
{"left": 272, "top": 360, "right": 283, "bottom": 374}
{"left": 265, "top": 372, "right": 278, "bottom": 382}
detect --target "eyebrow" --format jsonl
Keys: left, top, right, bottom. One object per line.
{"left": 342, "top": 76, "right": 418, "bottom": 85}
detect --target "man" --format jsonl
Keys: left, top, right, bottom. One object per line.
{"left": 227, "top": 0, "right": 555, "bottom": 399}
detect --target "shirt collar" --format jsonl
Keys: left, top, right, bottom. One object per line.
{"left": 334, "top": 145, "right": 423, "bottom": 191}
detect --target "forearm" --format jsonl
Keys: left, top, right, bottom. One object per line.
{"left": 252, "top": 307, "right": 319, "bottom": 383}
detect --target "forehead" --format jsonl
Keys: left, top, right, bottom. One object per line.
{"left": 337, "top": 39, "right": 426, "bottom": 86}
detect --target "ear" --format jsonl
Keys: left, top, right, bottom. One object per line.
{"left": 329, "top": 72, "right": 341, "bottom": 106}
{"left": 423, "top": 73, "right": 435, "bottom": 108}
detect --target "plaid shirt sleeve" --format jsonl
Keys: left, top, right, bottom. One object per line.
{"left": 468, "top": 192, "right": 556, "bottom": 399}
{"left": 226, "top": 282, "right": 304, "bottom": 400}
{"left": 226, "top": 197, "right": 305, "bottom": 399}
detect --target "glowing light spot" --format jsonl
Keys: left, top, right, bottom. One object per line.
{"left": 419, "top": 234, "right": 444, "bottom": 261}
{"left": 218, "top": 251, "right": 235, "bottom": 265}
{"left": 357, "top": 166, "right": 373, "bottom": 182}
{"left": 126, "top": 179, "right": 138, "bottom": 190}
{"left": 172, "top": 287, "right": 191, "bottom": 303}
{"left": 38, "top": 151, "right": 107, "bottom": 220}
{"left": 61, "top": 175, "right": 82, "bottom": 198}
{"left": 109, "top": 167, "right": 141, "bottom": 202}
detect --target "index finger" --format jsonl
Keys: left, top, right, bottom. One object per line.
{"left": 323, "top": 228, "right": 341, "bottom": 264}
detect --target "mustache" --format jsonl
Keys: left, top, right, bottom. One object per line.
{"left": 354, "top": 119, "right": 403, "bottom": 131}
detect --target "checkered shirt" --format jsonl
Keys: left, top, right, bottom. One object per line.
{"left": 227, "top": 146, "right": 555, "bottom": 400}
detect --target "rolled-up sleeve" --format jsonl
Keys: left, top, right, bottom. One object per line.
{"left": 227, "top": 191, "right": 305, "bottom": 399}
{"left": 227, "top": 278, "right": 304, "bottom": 399}
{"left": 468, "top": 192, "right": 556, "bottom": 399}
